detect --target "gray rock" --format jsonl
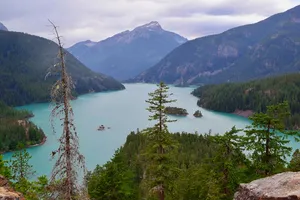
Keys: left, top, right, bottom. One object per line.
{"left": 0, "top": 175, "right": 23, "bottom": 200}
{"left": 234, "top": 172, "right": 300, "bottom": 200}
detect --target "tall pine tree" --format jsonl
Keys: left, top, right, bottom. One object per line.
{"left": 211, "top": 126, "right": 247, "bottom": 199}
{"left": 142, "top": 82, "right": 178, "bottom": 200}
{"left": 244, "top": 101, "right": 300, "bottom": 176}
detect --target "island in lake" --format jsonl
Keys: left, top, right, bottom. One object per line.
{"left": 193, "top": 110, "right": 203, "bottom": 118}
{"left": 165, "top": 106, "right": 188, "bottom": 116}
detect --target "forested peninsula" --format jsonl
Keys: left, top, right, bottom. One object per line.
{"left": 192, "top": 73, "right": 300, "bottom": 129}
{"left": 0, "top": 102, "right": 45, "bottom": 152}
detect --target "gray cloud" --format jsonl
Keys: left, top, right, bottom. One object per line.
{"left": 0, "top": 0, "right": 299, "bottom": 47}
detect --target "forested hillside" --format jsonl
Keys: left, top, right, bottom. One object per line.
{"left": 86, "top": 84, "right": 300, "bottom": 200}
{"left": 87, "top": 131, "right": 222, "bottom": 199}
{"left": 0, "top": 101, "right": 45, "bottom": 152}
{"left": 0, "top": 30, "right": 124, "bottom": 106}
{"left": 192, "top": 73, "right": 300, "bottom": 129}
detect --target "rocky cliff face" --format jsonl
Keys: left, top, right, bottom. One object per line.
{"left": 234, "top": 172, "right": 300, "bottom": 200}
{"left": 0, "top": 175, "right": 24, "bottom": 200}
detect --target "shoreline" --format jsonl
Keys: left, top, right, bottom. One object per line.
{"left": 0, "top": 135, "right": 47, "bottom": 154}
{"left": 28, "top": 135, "right": 47, "bottom": 148}
{"left": 233, "top": 109, "right": 254, "bottom": 118}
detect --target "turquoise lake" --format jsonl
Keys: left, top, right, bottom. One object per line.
{"left": 3, "top": 83, "right": 299, "bottom": 177}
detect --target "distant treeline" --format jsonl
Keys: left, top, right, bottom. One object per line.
{"left": 192, "top": 73, "right": 300, "bottom": 129}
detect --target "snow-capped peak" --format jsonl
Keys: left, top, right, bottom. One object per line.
{"left": 144, "top": 21, "right": 161, "bottom": 28}
{"left": 0, "top": 22, "right": 8, "bottom": 31}
{"left": 134, "top": 21, "right": 163, "bottom": 31}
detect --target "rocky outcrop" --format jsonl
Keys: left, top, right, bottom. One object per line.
{"left": 0, "top": 175, "right": 24, "bottom": 200}
{"left": 234, "top": 172, "right": 300, "bottom": 200}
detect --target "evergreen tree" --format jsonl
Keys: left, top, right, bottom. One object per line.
{"left": 142, "top": 82, "right": 178, "bottom": 200}
{"left": 244, "top": 101, "right": 299, "bottom": 176}
{"left": 87, "top": 148, "right": 136, "bottom": 200}
{"left": 48, "top": 21, "right": 85, "bottom": 200}
{"left": 211, "top": 126, "right": 248, "bottom": 199}
{"left": 288, "top": 149, "right": 300, "bottom": 171}
{"left": 9, "top": 144, "right": 35, "bottom": 182}
{"left": 0, "top": 154, "right": 11, "bottom": 178}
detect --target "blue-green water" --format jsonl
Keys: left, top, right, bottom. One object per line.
{"left": 3, "top": 83, "right": 298, "bottom": 177}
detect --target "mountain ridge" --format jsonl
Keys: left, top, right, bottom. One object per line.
{"left": 0, "top": 22, "right": 8, "bottom": 31}
{"left": 0, "top": 30, "right": 125, "bottom": 106}
{"left": 67, "top": 21, "right": 188, "bottom": 80}
{"left": 131, "top": 5, "right": 300, "bottom": 85}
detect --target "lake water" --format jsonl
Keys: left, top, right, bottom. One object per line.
{"left": 3, "top": 83, "right": 299, "bottom": 177}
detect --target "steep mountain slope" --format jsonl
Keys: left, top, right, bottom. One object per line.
{"left": 68, "top": 21, "right": 187, "bottom": 80}
{"left": 132, "top": 5, "right": 300, "bottom": 86}
{"left": 0, "top": 30, "right": 125, "bottom": 106}
{"left": 0, "top": 23, "right": 8, "bottom": 31}
{"left": 192, "top": 73, "right": 300, "bottom": 129}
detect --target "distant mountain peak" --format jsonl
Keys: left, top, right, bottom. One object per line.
{"left": 131, "top": 4, "right": 300, "bottom": 85}
{"left": 0, "top": 22, "right": 8, "bottom": 31}
{"left": 143, "top": 21, "right": 161, "bottom": 28}
{"left": 67, "top": 20, "right": 187, "bottom": 81}
{"left": 134, "top": 21, "right": 163, "bottom": 31}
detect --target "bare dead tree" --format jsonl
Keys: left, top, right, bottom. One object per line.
{"left": 47, "top": 20, "right": 86, "bottom": 200}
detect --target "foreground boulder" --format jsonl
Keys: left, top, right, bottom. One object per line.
{"left": 0, "top": 175, "right": 24, "bottom": 200}
{"left": 234, "top": 172, "right": 300, "bottom": 200}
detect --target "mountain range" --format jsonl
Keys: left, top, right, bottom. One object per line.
{"left": 68, "top": 21, "right": 187, "bottom": 80}
{"left": 131, "top": 5, "right": 300, "bottom": 86}
{"left": 0, "top": 22, "right": 8, "bottom": 31}
{"left": 0, "top": 28, "right": 124, "bottom": 106}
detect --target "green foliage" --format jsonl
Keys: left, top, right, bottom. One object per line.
{"left": 192, "top": 73, "right": 300, "bottom": 129}
{"left": 87, "top": 149, "right": 137, "bottom": 200}
{"left": 243, "top": 101, "right": 300, "bottom": 176}
{"left": 13, "top": 175, "right": 51, "bottom": 200}
{"left": 0, "top": 154, "right": 11, "bottom": 178}
{"left": 210, "top": 127, "right": 248, "bottom": 199}
{"left": 0, "top": 101, "right": 45, "bottom": 152}
{"left": 142, "top": 82, "right": 179, "bottom": 200}
{"left": 0, "top": 30, "right": 124, "bottom": 107}
{"left": 9, "top": 145, "right": 35, "bottom": 181}
{"left": 146, "top": 82, "right": 177, "bottom": 131}
{"left": 4, "top": 145, "right": 51, "bottom": 200}
{"left": 88, "top": 101, "right": 298, "bottom": 200}
{"left": 288, "top": 149, "right": 300, "bottom": 171}
{"left": 87, "top": 131, "right": 221, "bottom": 200}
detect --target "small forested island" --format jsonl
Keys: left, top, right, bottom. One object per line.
{"left": 193, "top": 110, "right": 203, "bottom": 117}
{"left": 165, "top": 106, "right": 188, "bottom": 116}
{"left": 0, "top": 101, "right": 45, "bottom": 152}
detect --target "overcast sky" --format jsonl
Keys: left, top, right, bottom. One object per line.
{"left": 0, "top": 0, "right": 299, "bottom": 47}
